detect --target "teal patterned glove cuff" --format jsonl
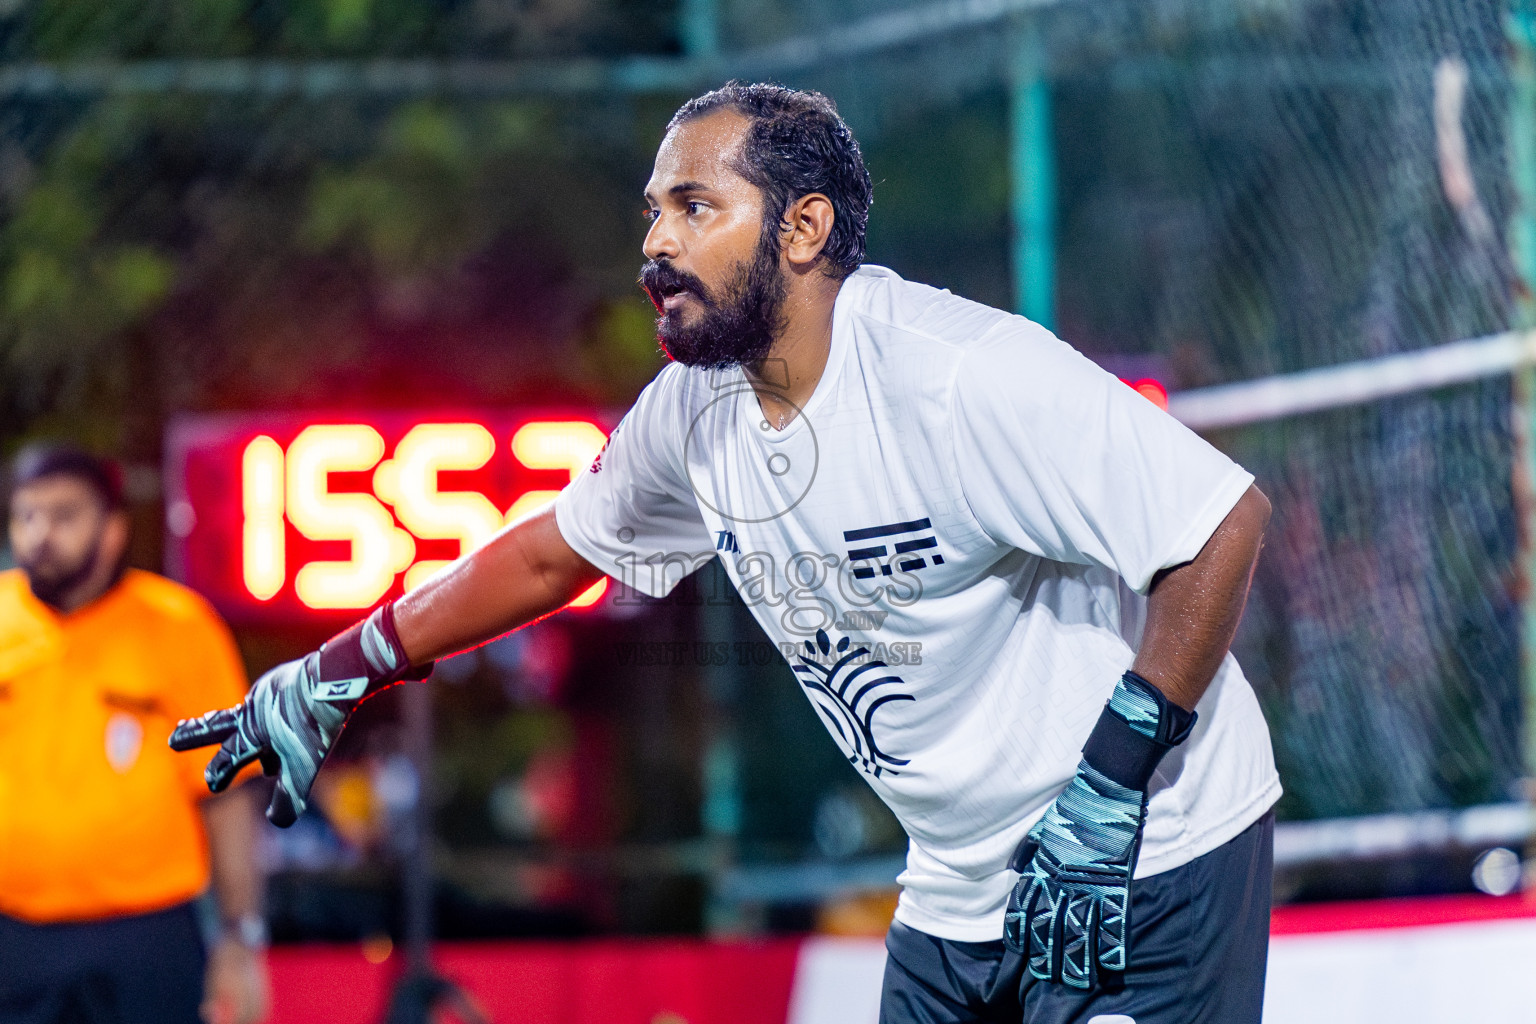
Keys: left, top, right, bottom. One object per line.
{"left": 1077, "top": 670, "right": 1197, "bottom": 791}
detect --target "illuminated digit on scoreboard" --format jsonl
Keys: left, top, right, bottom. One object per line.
{"left": 508, "top": 420, "right": 610, "bottom": 521}
{"left": 384, "top": 423, "right": 505, "bottom": 592}
{"left": 287, "top": 424, "right": 413, "bottom": 610}
{"left": 242, "top": 436, "right": 285, "bottom": 601}
{"left": 510, "top": 420, "right": 611, "bottom": 608}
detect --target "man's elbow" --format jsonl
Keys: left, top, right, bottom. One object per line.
{"left": 1241, "top": 483, "right": 1272, "bottom": 534}
{"left": 1226, "top": 484, "right": 1271, "bottom": 568}
{"left": 517, "top": 506, "right": 607, "bottom": 603}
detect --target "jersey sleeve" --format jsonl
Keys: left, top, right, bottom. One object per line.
{"left": 950, "top": 323, "right": 1254, "bottom": 594}
{"left": 169, "top": 598, "right": 253, "bottom": 799}
{"left": 555, "top": 364, "right": 716, "bottom": 598}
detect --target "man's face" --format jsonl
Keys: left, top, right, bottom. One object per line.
{"left": 9, "top": 475, "right": 113, "bottom": 606}
{"left": 640, "top": 111, "right": 788, "bottom": 370}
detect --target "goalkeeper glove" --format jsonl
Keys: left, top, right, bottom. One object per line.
{"left": 1003, "top": 670, "right": 1196, "bottom": 989}
{"left": 169, "top": 603, "right": 429, "bottom": 827}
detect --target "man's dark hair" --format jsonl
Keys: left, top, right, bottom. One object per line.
{"left": 669, "top": 82, "right": 873, "bottom": 280}
{"left": 10, "top": 443, "right": 125, "bottom": 511}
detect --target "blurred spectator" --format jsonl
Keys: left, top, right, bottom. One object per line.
{"left": 0, "top": 445, "right": 268, "bottom": 1024}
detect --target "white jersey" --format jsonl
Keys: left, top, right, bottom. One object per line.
{"left": 555, "top": 264, "right": 1281, "bottom": 941}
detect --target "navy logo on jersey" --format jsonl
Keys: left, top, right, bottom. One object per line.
{"left": 844, "top": 517, "right": 943, "bottom": 580}
{"left": 793, "top": 628, "right": 913, "bottom": 778}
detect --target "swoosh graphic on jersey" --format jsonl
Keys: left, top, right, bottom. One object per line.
{"left": 793, "top": 628, "right": 913, "bottom": 778}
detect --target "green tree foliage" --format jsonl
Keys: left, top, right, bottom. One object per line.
{"left": 1, "top": 106, "right": 175, "bottom": 422}
{"left": 29, "top": 0, "right": 253, "bottom": 58}
{"left": 0, "top": 0, "right": 678, "bottom": 451}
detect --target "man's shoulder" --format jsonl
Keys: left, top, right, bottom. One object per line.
{"left": 0, "top": 568, "right": 48, "bottom": 622}
{"left": 843, "top": 265, "right": 1022, "bottom": 353}
{"left": 0, "top": 568, "right": 47, "bottom": 635}
{"left": 0, "top": 567, "right": 29, "bottom": 605}
{"left": 840, "top": 266, "right": 1072, "bottom": 412}
{"left": 115, "top": 570, "right": 228, "bottom": 631}
{"left": 631, "top": 359, "right": 717, "bottom": 409}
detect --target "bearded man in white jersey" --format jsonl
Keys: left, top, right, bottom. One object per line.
{"left": 171, "top": 83, "right": 1280, "bottom": 1024}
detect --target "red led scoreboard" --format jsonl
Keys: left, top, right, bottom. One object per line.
{"left": 165, "top": 412, "right": 614, "bottom": 623}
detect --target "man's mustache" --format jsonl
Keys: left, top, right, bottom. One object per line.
{"left": 21, "top": 544, "right": 61, "bottom": 573}
{"left": 639, "top": 260, "right": 711, "bottom": 312}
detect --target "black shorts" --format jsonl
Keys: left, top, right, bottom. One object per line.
{"left": 0, "top": 901, "right": 206, "bottom": 1024}
{"left": 880, "top": 810, "right": 1274, "bottom": 1024}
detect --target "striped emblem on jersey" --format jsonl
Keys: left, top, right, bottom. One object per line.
{"left": 844, "top": 517, "right": 943, "bottom": 580}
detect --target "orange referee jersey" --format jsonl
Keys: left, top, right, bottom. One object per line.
{"left": 0, "top": 568, "right": 249, "bottom": 923}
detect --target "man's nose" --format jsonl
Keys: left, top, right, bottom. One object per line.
{"left": 643, "top": 213, "right": 680, "bottom": 262}
{"left": 12, "top": 522, "right": 49, "bottom": 558}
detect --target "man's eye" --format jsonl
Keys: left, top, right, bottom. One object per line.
{"left": 686, "top": 201, "right": 706, "bottom": 216}
{"left": 642, "top": 208, "right": 659, "bottom": 222}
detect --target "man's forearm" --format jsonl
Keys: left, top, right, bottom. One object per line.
{"left": 1131, "top": 483, "right": 1271, "bottom": 711}
{"left": 201, "top": 785, "right": 271, "bottom": 1024}
{"left": 393, "top": 505, "right": 607, "bottom": 664}
{"left": 201, "top": 785, "right": 263, "bottom": 923}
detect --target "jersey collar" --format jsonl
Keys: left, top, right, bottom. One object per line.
{"left": 741, "top": 266, "right": 869, "bottom": 445}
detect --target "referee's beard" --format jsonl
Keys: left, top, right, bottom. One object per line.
{"left": 640, "top": 228, "right": 787, "bottom": 372}
{"left": 20, "top": 537, "right": 113, "bottom": 610}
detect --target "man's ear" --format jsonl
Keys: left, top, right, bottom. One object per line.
{"left": 99, "top": 510, "right": 131, "bottom": 567}
{"left": 781, "top": 193, "right": 836, "bottom": 270}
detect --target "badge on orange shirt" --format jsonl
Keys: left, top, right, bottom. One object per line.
{"left": 105, "top": 712, "right": 143, "bottom": 773}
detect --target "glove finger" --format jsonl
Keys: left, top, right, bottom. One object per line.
{"left": 1003, "top": 875, "right": 1033, "bottom": 954}
{"left": 264, "top": 712, "right": 327, "bottom": 827}
{"left": 169, "top": 706, "right": 240, "bottom": 751}
{"left": 1097, "top": 889, "right": 1129, "bottom": 975}
{"left": 205, "top": 730, "right": 262, "bottom": 793}
{"left": 1060, "top": 893, "right": 1096, "bottom": 990}
{"left": 1026, "top": 882, "right": 1056, "bottom": 982}
{"left": 266, "top": 775, "right": 306, "bottom": 828}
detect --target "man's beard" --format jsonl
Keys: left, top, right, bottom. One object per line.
{"left": 639, "top": 230, "right": 787, "bottom": 371}
{"left": 20, "top": 544, "right": 101, "bottom": 610}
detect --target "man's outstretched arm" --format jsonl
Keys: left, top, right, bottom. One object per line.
{"left": 170, "top": 506, "right": 605, "bottom": 825}
{"left": 393, "top": 506, "right": 607, "bottom": 663}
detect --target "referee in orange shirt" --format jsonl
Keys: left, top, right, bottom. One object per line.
{"left": 0, "top": 446, "right": 269, "bottom": 1024}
